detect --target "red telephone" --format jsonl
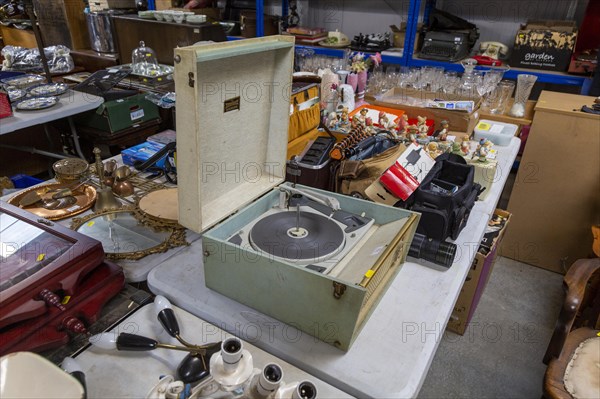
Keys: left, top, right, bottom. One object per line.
{"left": 472, "top": 55, "right": 503, "bottom": 66}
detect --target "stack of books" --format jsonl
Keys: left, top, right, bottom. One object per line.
{"left": 284, "top": 27, "right": 327, "bottom": 45}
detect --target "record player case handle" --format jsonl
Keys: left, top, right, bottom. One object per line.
{"left": 333, "top": 282, "right": 347, "bottom": 299}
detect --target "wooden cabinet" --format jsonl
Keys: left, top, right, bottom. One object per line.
{"left": 33, "top": 0, "right": 89, "bottom": 49}
{"left": 500, "top": 91, "right": 600, "bottom": 273}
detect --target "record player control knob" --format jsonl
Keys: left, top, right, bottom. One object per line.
{"left": 38, "top": 289, "right": 66, "bottom": 311}
{"left": 62, "top": 316, "right": 88, "bottom": 335}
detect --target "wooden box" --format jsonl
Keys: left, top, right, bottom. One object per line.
{"left": 367, "top": 87, "right": 481, "bottom": 135}
{"left": 33, "top": 0, "right": 89, "bottom": 50}
{"left": 112, "top": 14, "right": 227, "bottom": 65}
{"left": 174, "top": 36, "right": 420, "bottom": 350}
{"left": 500, "top": 91, "right": 600, "bottom": 273}
{"left": 0, "top": 202, "right": 124, "bottom": 354}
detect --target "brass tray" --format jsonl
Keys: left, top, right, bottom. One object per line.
{"left": 8, "top": 183, "right": 97, "bottom": 221}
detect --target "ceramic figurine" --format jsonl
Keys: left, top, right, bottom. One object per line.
{"left": 451, "top": 141, "right": 463, "bottom": 156}
{"left": 337, "top": 107, "right": 351, "bottom": 132}
{"left": 407, "top": 124, "right": 419, "bottom": 143}
{"left": 473, "top": 138, "right": 494, "bottom": 162}
{"left": 378, "top": 111, "right": 398, "bottom": 137}
{"left": 460, "top": 135, "right": 471, "bottom": 156}
{"left": 352, "top": 107, "right": 369, "bottom": 128}
{"left": 416, "top": 116, "right": 429, "bottom": 136}
{"left": 473, "top": 142, "right": 490, "bottom": 162}
{"left": 426, "top": 142, "right": 442, "bottom": 158}
{"left": 434, "top": 120, "right": 449, "bottom": 141}
{"left": 398, "top": 114, "right": 409, "bottom": 137}
{"left": 327, "top": 111, "right": 339, "bottom": 130}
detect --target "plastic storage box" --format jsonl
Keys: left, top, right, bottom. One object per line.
{"left": 474, "top": 120, "right": 518, "bottom": 146}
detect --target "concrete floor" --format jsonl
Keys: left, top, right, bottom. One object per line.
{"left": 418, "top": 256, "right": 565, "bottom": 398}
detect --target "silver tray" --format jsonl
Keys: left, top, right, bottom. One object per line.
{"left": 117, "top": 63, "right": 174, "bottom": 79}
{"left": 27, "top": 82, "right": 69, "bottom": 97}
{"left": 15, "top": 96, "right": 59, "bottom": 111}
{"left": 0, "top": 74, "right": 45, "bottom": 89}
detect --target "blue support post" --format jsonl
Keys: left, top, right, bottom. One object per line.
{"left": 402, "top": 0, "right": 421, "bottom": 66}
{"left": 282, "top": 0, "right": 289, "bottom": 20}
{"left": 147, "top": 0, "right": 155, "bottom": 10}
{"left": 256, "top": 0, "right": 264, "bottom": 37}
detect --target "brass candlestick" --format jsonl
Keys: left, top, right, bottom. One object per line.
{"left": 93, "top": 148, "right": 121, "bottom": 212}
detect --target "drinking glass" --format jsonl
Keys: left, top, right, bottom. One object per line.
{"left": 488, "top": 80, "right": 515, "bottom": 115}
{"left": 509, "top": 74, "right": 537, "bottom": 117}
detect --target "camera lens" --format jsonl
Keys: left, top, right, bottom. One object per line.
{"left": 409, "top": 233, "right": 456, "bottom": 268}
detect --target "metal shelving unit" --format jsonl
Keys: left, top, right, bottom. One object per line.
{"left": 227, "top": 0, "right": 590, "bottom": 90}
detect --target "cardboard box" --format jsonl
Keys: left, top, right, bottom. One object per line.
{"left": 367, "top": 87, "right": 481, "bottom": 135}
{"left": 510, "top": 20, "right": 578, "bottom": 72}
{"left": 76, "top": 94, "right": 160, "bottom": 135}
{"left": 467, "top": 158, "right": 497, "bottom": 201}
{"left": 121, "top": 141, "right": 166, "bottom": 168}
{"left": 447, "top": 209, "right": 512, "bottom": 335}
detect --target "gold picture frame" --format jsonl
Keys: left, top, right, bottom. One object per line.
{"left": 70, "top": 206, "right": 188, "bottom": 261}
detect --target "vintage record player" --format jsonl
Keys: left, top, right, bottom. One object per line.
{"left": 0, "top": 201, "right": 125, "bottom": 355}
{"left": 174, "top": 36, "right": 420, "bottom": 350}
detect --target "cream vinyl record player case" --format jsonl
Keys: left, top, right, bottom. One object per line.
{"left": 174, "top": 36, "right": 419, "bottom": 350}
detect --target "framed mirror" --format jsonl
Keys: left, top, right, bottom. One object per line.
{"left": 71, "top": 206, "right": 187, "bottom": 261}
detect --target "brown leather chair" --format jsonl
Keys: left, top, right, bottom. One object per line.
{"left": 543, "top": 258, "right": 600, "bottom": 398}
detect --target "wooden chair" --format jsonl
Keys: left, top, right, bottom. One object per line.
{"left": 543, "top": 258, "right": 600, "bottom": 398}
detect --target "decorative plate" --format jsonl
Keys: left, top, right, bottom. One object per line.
{"left": 27, "top": 82, "right": 69, "bottom": 97}
{"left": 15, "top": 96, "right": 59, "bottom": 111}
{"left": 0, "top": 74, "right": 45, "bottom": 89}
{"left": 7, "top": 87, "right": 26, "bottom": 102}
{"left": 8, "top": 183, "right": 97, "bottom": 221}
{"left": 318, "top": 38, "right": 351, "bottom": 48}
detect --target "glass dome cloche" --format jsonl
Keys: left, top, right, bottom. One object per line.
{"left": 131, "top": 41, "right": 160, "bottom": 75}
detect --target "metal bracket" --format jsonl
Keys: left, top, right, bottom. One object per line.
{"left": 188, "top": 72, "right": 195, "bottom": 88}
{"left": 333, "top": 282, "right": 347, "bottom": 299}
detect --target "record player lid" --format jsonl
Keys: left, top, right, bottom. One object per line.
{"left": 175, "top": 36, "right": 295, "bottom": 233}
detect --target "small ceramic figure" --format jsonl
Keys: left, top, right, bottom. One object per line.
{"left": 327, "top": 111, "right": 339, "bottom": 129}
{"left": 473, "top": 138, "right": 494, "bottom": 162}
{"left": 337, "top": 107, "right": 351, "bottom": 132}
{"left": 398, "top": 114, "right": 409, "bottom": 137}
{"left": 378, "top": 112, "right": 397, "bottom": 131}
{"left": 351, "top": 108, "right": 368, "bottom": 128}
{"left": 416, "top": 116, "right": 429, "bottom": 136}
{"left": 434, "top": 120, "right": 449, "bottom": 141}
{"left": 426, "top": 142, "right": 442, "bottom": 158}
{"left": 460, "top": 135, "right": 471, "bottom": 155}
{"left": 451, "top": 141, "right": 463, "bottom": 156}
{"left": 407, "top": 124, "right": 419, "bottom": 143}
{"left": 365, "top": 117, "right": 376, "bottom": 134}
{"left": 473, "top": 142, "right": 490, "bottom": 162}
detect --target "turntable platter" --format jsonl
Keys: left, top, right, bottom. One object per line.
{"left": 249, "top": 211, "right": 345, "bottom": 262}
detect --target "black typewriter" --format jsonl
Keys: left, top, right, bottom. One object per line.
{"left": 420, "top": 31, "right": 473, "bottom": 62}
{"left": 419, "top": 9, "right": 479, "bottom": 62}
